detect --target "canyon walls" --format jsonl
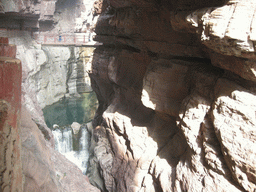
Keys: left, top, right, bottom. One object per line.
{"left": 20, "top": 104, "right": 100, "bottom": 192}
{"left": 88, "top": 0, "right": 256, "bottom": 191}
{"left": 13, "top": 34, "right": 97, "bottom": 127}
{"left": 0, "top": 36, "right": 100, "bottom": 191}
{"left": 1, "top": 0, "right": 256, "bottom": 191}
{"left": 1, "top": 0, "right": 101, "bottom": 191}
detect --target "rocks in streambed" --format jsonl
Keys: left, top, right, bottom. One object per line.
{"left": 71, "top": 122, "right": 81, "bottom": 135}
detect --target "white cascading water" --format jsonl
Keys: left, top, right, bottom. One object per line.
{"left": 52, "top": 124, "right": 90, "bottom": 174}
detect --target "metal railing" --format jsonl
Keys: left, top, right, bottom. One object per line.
{"left": 36, "top": 33, "right": 92, "bottom": 45}
{"left": 0, "top": 29, "right": 101, "bottom": 46}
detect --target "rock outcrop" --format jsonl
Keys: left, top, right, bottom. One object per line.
{"left": 71, "top": 122, "right": 81, "bottom": 134}
{"left": 170, "top": 0, "right": 256, "bottom": 82}
{"left": 21, "top": 105, "right": 100, "bottom": 192}
{"left": 0, "top": 0, "right": 57, "bottom": 32}
{"left": 88, "top": 0, "right": 256, "bottom": 191}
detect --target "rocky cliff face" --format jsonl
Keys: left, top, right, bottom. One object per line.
{"left": 1, "top": 0, "right": 101, "bottom": 191}
{"left": 0, "top": 35, "right": 100, "bottom": 192}
{"left": 6, "top": 31, "right": 98, "bottom": 129}
{"left": 88, "top": 0, "right": 256, "bottom": 191}
{"left": 1, "top": 0, "right": 100, "bottom": 125}
{"left": 20, "top": 105, "right": 100, "bottom": 192}
{"left": 2, "top": 0, "right": 256, "bottom": 191}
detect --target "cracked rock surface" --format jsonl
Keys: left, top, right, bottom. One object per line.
{"left": 87, "top": 0, "right": 256, "bottom": 191}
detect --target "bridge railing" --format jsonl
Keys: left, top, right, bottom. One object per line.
{"left": 36, "top": 33, "right": 91, "bottom": 45}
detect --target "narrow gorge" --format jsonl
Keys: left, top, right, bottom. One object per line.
{"left": 1, "top": 0, "right": 256, "bottom": 192}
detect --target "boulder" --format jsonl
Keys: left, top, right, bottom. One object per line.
{"left": 71, "top": 122, "right": 81, "bottom": 135}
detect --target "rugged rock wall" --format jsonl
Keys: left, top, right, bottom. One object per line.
{"left": 6, "top": 32, "right": 98, "bottom": 128}
{"left": 0, "top": 0, "right": 101, "bottom": 191}
{"left": 1, "top": 0, "right": 101, "bottom": 125}
{"left": 88, "top": 0, "right": 256, "bottom": 191}
{"left": 20, "top": 105, "right": 100, "bottom": 192}
{"left": 16, "top": 39, "right": 94, "bottom": 108}
{"left": 1, "top": 0, "right": 100, "bottom": 126}
{"left": 0, "top": 0, "right": 57, "bottom": 32}
{"left": 0, "top": 36, "right": 99, "bottom": 192}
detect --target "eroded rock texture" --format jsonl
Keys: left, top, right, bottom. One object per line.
{"left": 88, "top": 0, "right": 256, "bottom": 191}
{"left": 21, "top": 105, "right": 100, "bottom": 192}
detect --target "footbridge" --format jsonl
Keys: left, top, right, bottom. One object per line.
{"left": 36, "top": 33, "right": 102, "bottom": 46}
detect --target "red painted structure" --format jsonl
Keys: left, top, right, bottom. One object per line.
{"left": 0, "top": 37, "right": 21, "bottom": 129}
{"left": 0, "top": 37, "right": 23, "bottom": 191}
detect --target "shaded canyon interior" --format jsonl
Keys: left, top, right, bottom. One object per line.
{"left": 1, "top": 0, "right": 256, "bottom": 192}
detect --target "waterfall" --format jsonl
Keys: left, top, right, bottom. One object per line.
{"left": 52, "top": 124, "right": 90, "bottom": 174}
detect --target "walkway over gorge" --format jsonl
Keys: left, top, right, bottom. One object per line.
{"left": 0, "top": 29, "right": 101, "bottom": 47}
{"left": 36, "top": 33, "right": 102, "bottom": 46}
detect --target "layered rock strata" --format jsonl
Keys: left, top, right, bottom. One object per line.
{"left": 88, "top": 0, "right": 256, "bottom": 191}
{"left": 0, "top": 0, "right": 57, "bottom": 32}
